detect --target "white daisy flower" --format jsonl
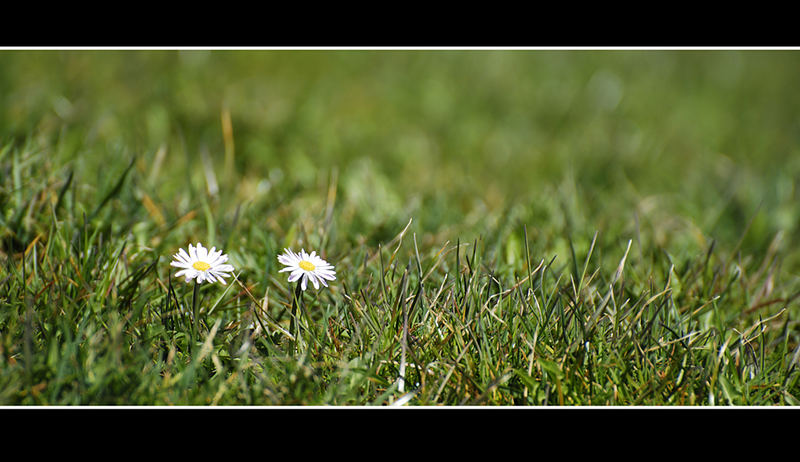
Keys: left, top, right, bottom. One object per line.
{"left": 277, "top": 248, "right": 336, "bottom": 291}
{"left": 170, "top": 242, "right": 235, "bottom": 285}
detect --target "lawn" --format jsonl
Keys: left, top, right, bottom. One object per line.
{"left": 1, "top": 49, "right": 799, "bottom": 405}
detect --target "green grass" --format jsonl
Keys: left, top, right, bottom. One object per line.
{"left": 1, "top": 49, "right": 800, "bottom": 405}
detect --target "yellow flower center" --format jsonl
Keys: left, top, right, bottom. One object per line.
{"left": 192, "top": 261, "right": 211, "bottom": 271}
{"left": 299, "top": 260, "right": 316, "bottom": 271}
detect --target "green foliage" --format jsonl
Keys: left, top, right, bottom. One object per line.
{"left": 1, "top": 50, "right": 799, "bottom": 405}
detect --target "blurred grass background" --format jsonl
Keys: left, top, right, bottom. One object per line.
{"left": 2, "top": 50, "right": 799, "bottom": 260}
{"left": 2, "top": 50, "right": 800, "bottom": 404}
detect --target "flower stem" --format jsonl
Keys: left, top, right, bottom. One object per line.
{"left": 191, "top": 280, "right": 200, "bottom": 352}
{"left": 290, "top": 281, "right": 303, "bottom": 352}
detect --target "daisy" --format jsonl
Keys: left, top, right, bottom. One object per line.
{"left": 170, "top": 242, "right": 235, "bottom": 284}
{"left": 277, "top": 248, "right": 336, "bottom": 291}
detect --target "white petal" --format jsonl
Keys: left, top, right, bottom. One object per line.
{"left": 196, "top": 243, "right": 208, "bottom": 260}
{"left": 288, "top": 270, "right": 303, "bottom": 282}
{"left": 205, "top": 248, "right": 219, "bottom": 264}
{"left": 279, "top": 265, "right": 298, "bottom": 273}
{"left": 278, "top": 255, "right": 295, "bottom": 266}
{"left": 215, "top": 264, "right": 234, "bottom": 272}
{"left": 210, "top": 273, "right": 230, "bottom": 282}
{"left": 213, "top": 254, "right": 228, "bottom": 265}
{"left": 172, "top": 253, "right": 188, "bottom": 265}
{"left": 210, "top": 250, "right": 226, "bottom": 265}
{"left": 178, "top": 247, "right": 192, "bottom": 263}
{"left": 301, "top": 274, "right": 308, "bottom": 291}
{"left": 318, "top": 271, "right": 336, "bottom": 281}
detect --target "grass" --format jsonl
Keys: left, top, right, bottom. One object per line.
{"left": 1, "top": 49, "right": 800, "bottom": 405}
